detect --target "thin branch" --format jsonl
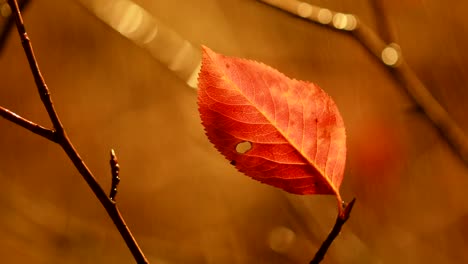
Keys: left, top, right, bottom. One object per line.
{"left": 310, "top": 198, "right": 356, "bottom": 264}
{"left": 0, "top": 0, "right": 29, "bottom": 54}
{"left": 4, "top": 1, "right": 149, "bottom": 263}
{"left": 258, "top": 0, "right": 468, "bottom": 165}
{"left": 7, "top": 0, "right": 63, "bottom": 133}
{"left": 109, "top": 149, "right": 121, "bottom": 202}
{"left": 368, "top": 0, "right": 398, "bottom": 43}
{"left": 0, "top": 105, "right": 57, "bottom": 142}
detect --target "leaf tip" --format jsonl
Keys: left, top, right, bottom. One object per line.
{"left": 200, "top": 44, "right": 210, "bottom": 52}
{"left": 200, "top": 45, "right": 216, "bottom": 59}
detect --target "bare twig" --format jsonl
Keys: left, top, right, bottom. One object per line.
{"left": 109, "top": 149, "right": 121, "bottom": 202}
{"left": 0, "top": 0, "right": 29, "bottom": 54}
{"left": 7, "top": 0, "right": 63, "bottom": 132}
{"left": 258, "top": 0, "right": 468, "bottom": 165}
{"left": 310, "top": 198, "right": 356, "bottom": 264}
{"left": 0, "top": 105, "right": 56, "bottom": 142}
{"left": 2, "top": 1, "right": 149, "bottom": 262}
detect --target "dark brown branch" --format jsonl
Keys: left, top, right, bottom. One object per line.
{"left": 109, "top": 149, "right": 121, "bottom": 202}
{"left": 0, "top": 105, "right": 57, "bottom": 142}
{"left": 310, "top": 198, "right": 356, "bottom": 264}
{"left": 258, "top": 0, "right": 468, "bottom": 165}
{"left": 59, "top": 133, "right": 148, "bottom": 263}
{"left": 0, "top": 0, "right": 29, "bottom": 54}
{"left": 7, "top": 0, "right": 63, "bottom": 133}
{"left": 4, "top": 1, "right": 149, "bottom": 263}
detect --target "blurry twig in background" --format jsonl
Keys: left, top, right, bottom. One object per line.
{"left": 310, "top": 198, "right": 356, "bottom": 264}
{"left": 0, "top": 0, "right": 149, "bottom": 263}
{"left": 258, "top": 0, "right": 468, "bottom": 166}
{"left": 368, "top": 0, "right": 398, "bottom": 43}
{"left": 76, "top": 0, "right": 202, "bottom": 89}
{"left": 0, "top": 0, "right": 29, "bottom": 53}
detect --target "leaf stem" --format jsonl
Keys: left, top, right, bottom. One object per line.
{"left": 3, "top": 1, "right": 149, "bottom": 262}
{"left": 310, "top": 198, "right": 356, "bottom": 264}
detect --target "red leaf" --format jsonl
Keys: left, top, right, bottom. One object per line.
{"left": 197, "top": 46, "right": 346, "bottom": 206}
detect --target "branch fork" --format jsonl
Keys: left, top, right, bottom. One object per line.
{"left": 0, "top": 1, "right": 149, "bottom": 262}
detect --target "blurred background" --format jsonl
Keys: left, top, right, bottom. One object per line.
{"left": 0, "top": 0, "right": 467, "bottom": 263}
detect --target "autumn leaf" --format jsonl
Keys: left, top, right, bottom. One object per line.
{"left": 197, "top": 46, "right": 346, "bottom": 210}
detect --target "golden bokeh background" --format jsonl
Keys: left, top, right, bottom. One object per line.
{"left": 1, "top": 0, "right": 467, "bottom": 263}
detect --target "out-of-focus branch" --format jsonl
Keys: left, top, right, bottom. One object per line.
{"left": 368, "top": 0, "right": 398, "bottom": 43}
{"left": 76, "top": 0, "right": 201, "bottom": 89}
{"left": 310, "top": 198, "right": 356, "bottom": 264}
{"left": 0, "top": 0, "right": 29, "bottom": 53}
{"left": 2, "top": 1, "right": 149, "bottom": 263}
{"left": 258, "top": 0, "right": 468, "bottom": 165}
